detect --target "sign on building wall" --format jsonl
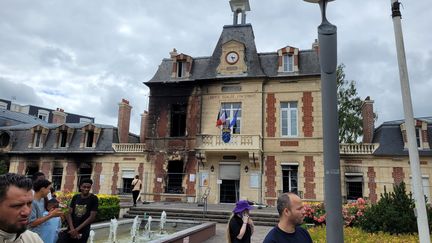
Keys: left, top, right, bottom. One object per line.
{"left": 250, "top": 173, "right": 260, "bottom": 188}
{"left": 200, "top": 172, "right": 209, "bottom": 187}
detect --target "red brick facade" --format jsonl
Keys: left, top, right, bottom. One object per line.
{"left": 392, "top": 167, "right": 405, "bottom": 185}
{"left": 92, "top": 162, "right": 102, "bottom": 194}
{"left": 303, "top": 156, "right": 316, "bottom": 199}
{"left": 266, "top": 93, "right": 276, "bottom": 137}
{"left": 111, "top": 163, "right": 119, "bottom": 194}
{"left": 185, "top": 153, "right": 197, "bottom": 195}
{"left": 41, "top": 161, "right": 52, "bottom": 178}
{"left": 361, "top": 99, "right": 374, "bottom": 143}
{"left": 153, "top": 153, "right": 165, "bottom": 201}
{"left": 64, "top": 162, "right": 77, "bottom": 192}
{"left": 302, "top": 92, "right": 314, "bottom": 137}
{"left": 280, "top": 141, "right": 299, "bottom": 146}
{"left": 265, "top": 156, "right": 277, "bottom": 205}
{"left": 367, "top": 167, "right": 377, "bottom": 203}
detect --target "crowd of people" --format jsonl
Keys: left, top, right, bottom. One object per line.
{"left": 0, "top": 172, "right": 98, "bottom": 243}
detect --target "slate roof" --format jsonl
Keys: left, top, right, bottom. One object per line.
{"left": 0, "top": 123, "right": 140, "bottom": 154}
{"left": 147, "top": 24, "right": 320, "bottom": 84}
{"left": 373, "top": 117, "right": 432, "bottom": 156}
{"left": 0, "top": 109, "right": 48, "bottom": 126}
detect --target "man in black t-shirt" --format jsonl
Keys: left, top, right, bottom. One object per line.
{"left": 263, "top": 192, "right": 313, "bottom": 243}
{"left": 58, "top": 178, "right": 98, "bottom": 243}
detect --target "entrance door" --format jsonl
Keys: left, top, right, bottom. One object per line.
{"left": 219, "top": 163, "right": 240, "bottom": 203}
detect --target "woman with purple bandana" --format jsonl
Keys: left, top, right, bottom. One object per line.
{"left": 227, "top": 200, "right": 255, "bottom": 243}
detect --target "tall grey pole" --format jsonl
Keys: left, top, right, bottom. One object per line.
{"left": 304, "top": 1, "right": 343, "bottom": 242}
{"left": 390, "top": 1, "right": 430, "bottom": 242}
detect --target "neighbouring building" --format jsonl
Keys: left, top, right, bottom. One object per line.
{"left": 0, "top": 98, "right": 95, "bottom": 124}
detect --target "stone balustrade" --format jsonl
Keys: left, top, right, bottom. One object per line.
{"left": 112, "top": 143, "right": 146, "bottom": 152}
{"left": 196, "top": 134, "right": 262, "bottom": 151}
{"left": 339, "top": 143, "right": 379, "bottom": 154}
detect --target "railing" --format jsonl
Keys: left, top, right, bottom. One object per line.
{"left": 196, "top": 134, "right": 262, "bottom": 151}
{"left": 112, "top": 143, "right": 146, "bottom": 152}
{"left": 339, "top": 143, "right": 379, "bottom": 155}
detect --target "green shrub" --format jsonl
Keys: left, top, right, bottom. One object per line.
{"left": 95, "top": 205, "right": 120, "bottom": 222}
{"left": 358, "top": 182, "right": 417, "bottom": 234}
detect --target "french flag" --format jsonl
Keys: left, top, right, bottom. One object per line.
{"left": 216, "top": 110, "right": 228, "bottom": 127}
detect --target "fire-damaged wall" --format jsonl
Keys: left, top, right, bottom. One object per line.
{"left": 145, "top": 83, "right": 201, "bottom": 201}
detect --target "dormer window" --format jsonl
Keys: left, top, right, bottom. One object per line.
{"left": 33, "top": 131, "right": 42, "bottom": 148}
{"left": 80, "top": 124, "right": 101, "bottom": 148}
{"left": 85, "top": 131, "right": 94, "bottom": 147}
{"left": 37, "top": 109, "right": 49, "bottom": 122}
{"left": 170, "top": 50, "right": 192, "bottom": 79}
{"left": 283, "top": 54, "right": 294, "bottom": 72}
{"left": 277, "top": 46, "right": 299, "bottom": 74}
{"left": 400, "top": 120, "right": 430, "bottom": 150}
{"left": 59, "top": 130, "right": 67, "bottom": 147}
{"left": 177, "top": 61, "right": 186, "bottom": 78}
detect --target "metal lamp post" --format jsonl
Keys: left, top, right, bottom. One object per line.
{"left": 303, "top": 0, "right": 344, "bottom": 242}
{"left": 390, "top": 1, "right": 430, "bottom": 242}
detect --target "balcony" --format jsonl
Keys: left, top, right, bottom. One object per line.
{"left": 339, "top": 143, "right": 379, "bottom": 155}
{"left": 196, "top": 134, "right": 262, "bottom": 151}
{"left": 112, "top": 143, "right": 146, "bottom": 153}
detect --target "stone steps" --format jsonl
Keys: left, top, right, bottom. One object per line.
{"left": 124, "top": 207, "right": 279, "bottom": 226}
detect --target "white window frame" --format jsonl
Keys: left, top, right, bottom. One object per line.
{"left": 59, "top": 130, "right": 68, "bottom": 148}
{"left": 280, "top": 101, "right": 298, "bottom": 137}
{"left": 85, "top": 131, "right": 94, "bottom": 148}
{"left": 410, "top": 175, "right": 430, "bottom": 201}
{"left": 220, "top": 102, "right": 242, "bottom": 134}
{"left": 283, "top": 54, "right": 293, "bottom": 72}
{"left": 281, "top": 164, "right": 298, "bottom": 193}
{"left": 79, "top": 117, "right": 92, "bottom": 123}
{"left": 37, "top": 109, "right": 49, "bottom": 122}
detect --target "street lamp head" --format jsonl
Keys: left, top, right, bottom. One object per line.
{"left": 303, "top": 0, "right": 335, "bottom": 3}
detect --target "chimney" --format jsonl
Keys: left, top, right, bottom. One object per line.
{"left": 312, "top": 39, "right": 319, "bottom": 54}
{"left": 52, "top": 108, "right": 67, "bottom": 124}
{"left": 362, "top": 96, "right": 374, "bottom": 143}
{"left": 169, "top": 48, "right": 178, "bottom": 58}
{"left": 140, "top": 111, "right": 148, "bottom": 143}
{"left": 117, "top": 99, "right": 132, "bottom": 143}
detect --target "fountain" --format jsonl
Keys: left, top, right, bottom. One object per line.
{"left": 130, "top": 216, "right": 141, "bottom": 243}
{"left": 89, "top": 230, "right": 95, "bottom": 243}
{"left": 90, "top": 213, "right": 216, "bottom": 242}
{"left": 142, "top": 216, "right": 153, "bottom": 240}
{"left": 108, "top": 218, "right": 118, "bottom": 242}
{"left": 159, "top": 211, "right": 167, "bottom": 234}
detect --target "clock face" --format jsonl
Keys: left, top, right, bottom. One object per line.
{"left": 226, "top": 51, "right": 239, "bottom": 64}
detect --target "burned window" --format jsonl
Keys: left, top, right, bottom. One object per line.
{"left": 177, "top": 61, "right": 186, "bottom": 78}
{"left": 170, "top": 104, "right": 186, "bottom": 137}
{"left": 52, "top": 167, "right": 63, "bottom": 191}
{"left": 345, "top": 175, "right": 363, "bottom": 200}
{"left": 165, "top": 160, "right": 184, "bottom": 194}
{"left": 33, "top": 131, "right": 42, "bottom": 148}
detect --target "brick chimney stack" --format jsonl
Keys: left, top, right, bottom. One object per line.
{"left": 362, "top": 96, "right": 375, "bottom": 143}
{"left": 118, "top": 99, "right": 132, "bottom": 143}
{"left": 140, "top": 111, "right": 148, "bottom": 143}
{"left": 52, "top": 108, "right": 67, "bottom": 124}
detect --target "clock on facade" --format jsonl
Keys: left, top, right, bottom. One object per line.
{"left": 226, "top": 51, "right": 239, "bottom": 64}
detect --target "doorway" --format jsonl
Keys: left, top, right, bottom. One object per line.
{"left": 219, "top": 163, "right": 240, "bottom": 203}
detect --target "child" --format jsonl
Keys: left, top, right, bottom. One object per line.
{"left": 39, "top": 198, "right": 62, "bottom": 243}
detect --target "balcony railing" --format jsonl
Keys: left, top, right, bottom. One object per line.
{"left": 196, "top": 134, "right": 262, "bottom": 151}
{"left": 112, "top": 143, "right": 146, "bottom": 153}
{"left": 339, "top": 143, "right": 379, "bottom": 155}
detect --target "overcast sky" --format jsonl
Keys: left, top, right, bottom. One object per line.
{"left": 0, "top": 0, "right": 430, "bottom": 134}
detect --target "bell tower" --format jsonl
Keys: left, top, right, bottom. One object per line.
{"left": 229, "top": 0, "right": 250, "bottom": 25}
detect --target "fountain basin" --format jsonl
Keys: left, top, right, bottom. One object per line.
{"left": 90, "top": 218, "right": 216, "bottom": 243}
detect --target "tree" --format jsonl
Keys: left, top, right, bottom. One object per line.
{"left": 337, "top": 64, "right": 363, "bottom": 143}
